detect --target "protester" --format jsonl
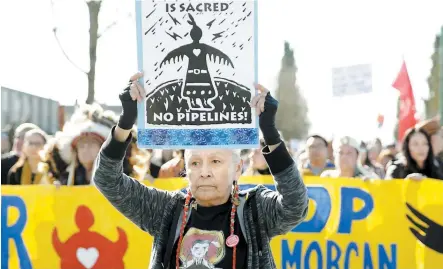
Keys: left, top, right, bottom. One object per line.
{"left": 377, "top": 149, "right": 396, "bottom": 172}
{"left": 93, "top": 72, "right": 308, "bottom": 269}
{"left": 416, "top": 117, "right": 443, "bottom": 159}
{"left": 242, "top": 143, "right": 270, "bottom": 176}
{"left": 321, "top": 136, "right": 379, "bottom": 179}
{"left": 158, "top": 150, "right": 186, "bottom": 178}
{"left": 385, "top": 143, "right": 398, "bottom": 159}
{"left": 7, "top": 128, "right": 50, "bottom": 185}
{"left": 300, "top": 135, "right": 334, "bottom": 176}
{"left": 149, "top": 149, "right": 175, "bottom": 178}
{"left": 38, "top": 132, "right": 70, "bottom": 184}
{"left": 385, "top": 128, "right": 443, "bottom": 180}
{"left": 126, "top": 141, "right": 153, "bottom": 181}
{"left": 361, "top": 141, "right": 385, "bottom": 178}
{"left": 57, "top": 104, "right": 123, "bottom": 185}
{"left": 1, "top": 123, "right": 39, "bottom": 184}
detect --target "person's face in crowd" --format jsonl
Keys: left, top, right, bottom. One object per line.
{"left": 23, "top": 133, "right": 45, "bottom": 160}
{"left": 186, "top": 149, "right": 242, "bottom": 206}
{"left": 431, "top": 129, "right": 443, "bottom": 155}
{"left": 336, "top": 144, "right": 358, "bottom": 171}
{"left": 76, "top": 137, "right": 102, "bottom": 170}
{"left": 408, "top": 132, "right": 429, "bottom": 164}
{"left": 248, "top": 142, "right": 267, "bottom": 170}
{"left": 306, "top": 137, "right": 328, "bottom": 164}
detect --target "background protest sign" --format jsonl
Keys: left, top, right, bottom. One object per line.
{"left": 331, "top": 64, "right": 372, "bottom": 97}
{"left": 135, "top": 0, "right": 259, "bottom": 149}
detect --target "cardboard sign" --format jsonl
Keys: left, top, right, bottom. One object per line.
{"left": 135, "top": 0, "right": 259, "bottom": 149}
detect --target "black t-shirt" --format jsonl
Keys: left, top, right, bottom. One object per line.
{"left": 170, "top": 199, "right": 247, "bottom": 269}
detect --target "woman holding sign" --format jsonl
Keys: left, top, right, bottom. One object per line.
{"left": 93, "top": 72, "right": 308, "bottom": 269}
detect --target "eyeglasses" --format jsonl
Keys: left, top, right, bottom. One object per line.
{"left": 25, "top": 141, "right": 44, "bottom": 147}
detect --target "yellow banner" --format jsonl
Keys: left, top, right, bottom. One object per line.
{"left": 2, "top": 177, "right": 443, "bottom": 269}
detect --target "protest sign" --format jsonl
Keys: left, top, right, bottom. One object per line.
{"left": 135, "top": 0, "right": 259, "bottom": 148}
{"left": 332, "top": 64, "right": 372, "bottom": 97}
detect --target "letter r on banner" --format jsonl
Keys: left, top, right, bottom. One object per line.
{"left": 1, "top": 196, "right": 32, "bottom": 269}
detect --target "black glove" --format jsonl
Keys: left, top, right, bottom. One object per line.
{"left": 117, "top": 85, "right": 137, "bottom": 130}
{"left": 259, "top": 93, "right": 281, "bottom": 145}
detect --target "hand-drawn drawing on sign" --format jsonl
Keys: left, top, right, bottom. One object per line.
{"left": 135, "top": 0, "right": 259, "bottom": 149}
{"left": 52, "top": 205, "right": 128, "bottom": 269}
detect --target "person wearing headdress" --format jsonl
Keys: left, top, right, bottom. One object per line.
{"left": 92, "top": 72, "right": 308, "bottom": 269}
{"left": 56, "top": 104, "right": 118, "bottom": 185}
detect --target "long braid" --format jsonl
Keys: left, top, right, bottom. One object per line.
{"left": 176, "top": 188, "right": 192, "bottom": 269}
{"left": 230, "top": 180, "right": 240, "bottom": 269}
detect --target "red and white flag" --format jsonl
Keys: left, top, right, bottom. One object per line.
{"left": 392, "top": 60, "right": 417, "bottom": 141}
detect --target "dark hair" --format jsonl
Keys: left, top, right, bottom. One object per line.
{"left": 402, "top": 128, "right": 437, "bottom": 177}
{"left": 307, "top": 135, "right": 328, "bottom": 147}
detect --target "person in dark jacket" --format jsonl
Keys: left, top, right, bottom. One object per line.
{"left": 93, "top": 72, "right": 309, "bottom": 269}
{"left": 1, "top": 123, "right": 39, "bottom": 184}
{"left": 385, "top": 127, "right": 443, "bottom": 180}
{"left": 7, "top": 128, "right": 50, "bottom": 185}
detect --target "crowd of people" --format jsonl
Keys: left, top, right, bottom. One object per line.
{"left": 2, "top": 102, "right": 443, "bottom": 186}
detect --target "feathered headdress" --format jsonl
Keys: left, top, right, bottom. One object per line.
{"left": 57, "top": 103, "right": 121, "bottom": 164}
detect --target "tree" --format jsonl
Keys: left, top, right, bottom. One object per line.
{"left": 274, "top": 42, "right": 310, "bottom": 140}
{"left": 425, "top": 32, "right": 441, "bottom": 118}
{"left": 51, "top": 0, "right": 131, "bottom": 104}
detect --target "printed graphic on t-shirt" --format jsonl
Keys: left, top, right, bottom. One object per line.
{"left": 179, "top": 227, "right": 225, "bottom": 269}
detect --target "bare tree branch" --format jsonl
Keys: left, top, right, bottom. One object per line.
{"left": 52, "top": 28, "right": 88, "bottom": 74}
{"left": 97, "top": 12, "right": 132, "bottom": 39}
{"left": 50, "top": 0, "right": 87, "bottom": 74}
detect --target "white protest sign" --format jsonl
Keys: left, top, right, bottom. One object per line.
{"left": 135, "top": 0, "right": 259, "bottom": 149}
{"left": 331, "top": 64, "right": 372, "bottom": 97}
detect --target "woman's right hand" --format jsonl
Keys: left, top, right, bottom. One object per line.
{"left": 117, "top": 72, "right": 145, "bottom": 130}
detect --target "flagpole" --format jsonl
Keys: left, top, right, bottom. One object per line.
{"left": 439, "top": 26, "right": 443, "bottom": 125}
